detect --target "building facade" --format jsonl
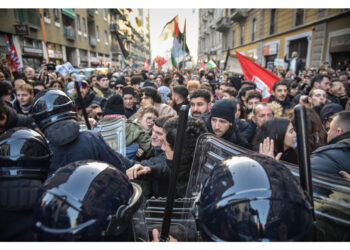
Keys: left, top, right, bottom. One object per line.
{"left": 0, "top": 8, "right": 151, "bottom": 70}
{"left": 198, "top": 8, "right": 350, "bottom": 71}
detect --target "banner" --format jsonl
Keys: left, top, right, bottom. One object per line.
{"left": 236, "top": 51, "right": 281, "bottom": 101}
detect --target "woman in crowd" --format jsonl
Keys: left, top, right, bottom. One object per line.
{"left": 257, "top": 117, "right": 298, "bottom": 164}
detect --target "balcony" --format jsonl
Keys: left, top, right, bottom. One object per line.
{"left": 216, "top": 17, "right": 232, "bottom": 32}
{"left": 230, "top": 9, "right": 249, "bottom": 21}
{"left": 89, "top": 36, "right": 97, "bottom": 46}
{"left": 63, "top": 26, "right": 76, "bottom": 40}
{"left": 87, "top": 9, "right": 95, "bottom": 21}
{"left": 15, "top": 9, "right": 41, "bottom": 29}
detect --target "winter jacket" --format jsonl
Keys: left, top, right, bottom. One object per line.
{"left": 99, "top": 117, "right": 154, "bottom": 159}
{"left": 311, "top": 131, "right": 350, "bottom": 179}
{"left": 94, "top": 84, "right": 114, "bottom": 99}
{"left": 267, "top": 95, "right": 293, "bottom": 112}
{"left": 199, "top": 112, "right": 250, "bottom": 149}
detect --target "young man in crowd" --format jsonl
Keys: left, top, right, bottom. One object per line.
{"left": 94, "top": 74, "right": 113, "bottom": 98}
{"left": 268, "top": 80, "right": 292, "bottom": 111}
{"left": 189, "top": 89, "right": 212, "bottom": 118}
{"left": 14, "top": 83, "right": 34, "bottom": 115}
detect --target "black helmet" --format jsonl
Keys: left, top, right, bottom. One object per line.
{"left": 34, "top": 160, "right": 143, "bottom": 241}
{"left": 30, "top": 89, "right": 77, "bottom": 132}
{"left": 0, "top": 127, "right": 51, "bottom": 180}
{"left": 196, "top": 155, "right": 313, "bottom": 241}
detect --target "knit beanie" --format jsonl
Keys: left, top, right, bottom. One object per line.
{"left": 103, "top": 94, "right": 125, "bottom": 116}
{"left": 210, "top": 99, "right": 236, "bottom": 124}
{"left": 320, "top": 103, "right": 343, "bottom": 122}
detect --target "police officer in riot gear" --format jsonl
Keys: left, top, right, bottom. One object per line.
{"left": 193, "top": 155, "right": 314, "bottom": 241}
{"left": 30, "top": 89, "right": 129, "bottom": 174}
{"left": 34, "top": 160, "right": 146, "bottom": 241}
{"left": 0, "top": 127, "right": 51, "bottom": 241}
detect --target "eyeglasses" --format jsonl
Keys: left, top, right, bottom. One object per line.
{"left": 115, "top": 86, "right": 124, "bottom": 90}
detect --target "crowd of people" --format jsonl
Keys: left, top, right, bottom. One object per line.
{"left": 0, "top": 55, "right": 350, "bottom": 241}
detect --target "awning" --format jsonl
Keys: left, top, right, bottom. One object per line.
{"left": 62, "top": 9, "right": 75, "bottom": 19}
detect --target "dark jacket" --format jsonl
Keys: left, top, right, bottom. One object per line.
{"left": 125, "top": 104, "right": 138, "bottom": 119}
{"left": 199, "top": 112, "right": 250, "bottom": 149}
{"left": 166, "top": 158, "right": 193, "bottom": 198}
{"left": 267, "top": 94, "right": 293, "bottom": 112}
{"left": 311, "top": 131, "right": 350, "bottom": 179}
{"left": 128, "top": 147, "right": 169, "bottom": 198}
{"left": 173, "top": 100, "right": 189, "bottom": 114}
{"left": 284, "top": 56, "right": 303, "bottom": 76}
{"left": 47, "top": 120, "right": 127, "bottom": 174}
{"left": 74, "top": 89, "right": 106, "bottom": 109}
{"left": 327, "top": 93, "right": 341, "bottom": 105}
{"left": 2, "top": 106, "right": 34, "bottom": 133}
{"left": 94, "top": 84, "right": 114, "bottom": 99}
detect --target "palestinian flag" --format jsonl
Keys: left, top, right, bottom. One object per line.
{"left": 158, "top": 15, "right": 180, "bottom": 41}
{"left": 206, "top": 60, "right": 218, "bottom": 69}
{"left": 199, "top": 61, "right": 205, "bottom": 72}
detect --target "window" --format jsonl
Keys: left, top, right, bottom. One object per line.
{"left": 76, "top": 14, "right": 81, "bottom": 32}
{"left": 295, "top": 9, "right": 304, "bottom": 26}
{"left": 232, "top": 29, "right": 235, "bottom": 48}
{"left": 53, "top": 9, "right": 60, "bottom": 23}
{"left": 43, "top": 9, "right": 50, "bottom": 18}
{"left": 251, "top": 18, "right": 256, "bottom": 41}
{"left": 240, "top": 24, "right": 244, "bottom": 45}
{"left": 269, "top": 9, "right": 276, "bottom": 35}
{"left": 96, "top": 25, "right": 100, "bottom": 40}
{"left": 103, "top": 9, "right": 107, "bottom": 20}
{"left": 104, "top": 30, "right": 108, "bottom": 44}
{"left": 82, "top": 17, "right": 86, "bottom": 34}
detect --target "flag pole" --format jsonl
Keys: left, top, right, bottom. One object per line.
{"left": 38, "top": 9, "right": 50, "bottom": 62}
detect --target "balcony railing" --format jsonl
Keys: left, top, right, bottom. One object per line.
{"left": 89, "top": 36, "right": 97, "bottom": 46}
{"left": 16, "top": 9, "right": 41, "bottom": 28}
{"left": 87, "top": 9, "right": 95, "bottom": 20}
{"left": 216, "top": 17, "right": 232, "bottom": 32}
{"left": 63, "top": 26, "right": 76, "bottom": 40}
{"left": 230, "top": 9, "right": 249, "bottom": 21}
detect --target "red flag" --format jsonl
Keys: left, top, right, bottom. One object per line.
{"left": 199, "top": 60, "right": 205, "bottom": 72}
{"left": 8, "top": 44, "right": 21, "bottom": 71}
{"left": 236, "top": 51, "right": 280, "bottom": 102}
{"left": 144, "top": 59, "right": 150, "bottom": 71}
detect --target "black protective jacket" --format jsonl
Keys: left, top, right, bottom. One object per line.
{"left": 2, "top": 106, "right": 34, "bottom": 133}
{"left": 46, "top": 119, "right": 127, "bottom": 174}
{"left": 311, "top": 131, "right": 350, "bottom": 179}
{"left": 267, "top": 95, "right": 293, "bottom": 111}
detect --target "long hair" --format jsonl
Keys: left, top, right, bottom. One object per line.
{"left": 256, "top": 118, "right": 290, "bottom": 155}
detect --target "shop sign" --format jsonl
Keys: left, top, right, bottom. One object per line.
{"left": 14, "top": 25, "right": 29, "bottom": 36}
{"left": 23, "top": 47, "right": 43, "bottom": 57}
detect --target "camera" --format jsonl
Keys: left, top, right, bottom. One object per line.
{"left": 46, "top": 62, "right": 56, "bottom": 71}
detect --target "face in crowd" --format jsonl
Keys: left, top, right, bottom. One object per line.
{"left": 246, "top": 97, "right": 260, "bottom": 111}
{"left": 114, "top": 84, "right": 124, "bottom": 96}
{"left": 151, "top": 124, "right": 164, "bottom": 148}
{"left": 284, "top": 122, "right": 297, "bottom": 151}
{"left": 98, "top": 77, "right": 109, "bottom": 89}
{"left": 253, "top": 104, "right": 274, "bottom": 129}
{"left": 308, "top": 89, "right": 327, "bottom": 107}
{"left": 123, "top": 94, "right": 135, "bottom": 109}
{"left": 190, "top": 97, "right": 210, "bottom": 118}
{"left": 329, "top": 81, "right": 346, "bottom": 97}
{"left": 16, "top": 90, "right": 33, "bottom": 107}
{"left": 77, "top": 81, "right": 90, "bottom": 99}
{"left": 211, "top": 117, "right": 231, "bottom": 138}
{"left": 315, "top": 76, "right": 330, "bottom": 92}
{"left": 273, "top": 84, "right": 288, "bottom": 102}
{"left": 140, "top": 112, "right": 157, "bottom": 131}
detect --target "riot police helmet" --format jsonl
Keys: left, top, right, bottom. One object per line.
{"left": 195, "top": 155, "right": 314, "bottom": 241}
{"left": 34, "top": 160, "right": 144, "bottom": 241}
{"left": 0, "top": 127, "right": 51, "bottom": 180}
{"left": 30, "top": 89, "right": 77, "bottom": 132}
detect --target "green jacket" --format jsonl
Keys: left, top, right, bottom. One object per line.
{"left": 100, "top": 117, "right": 154, "bottom": 158}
